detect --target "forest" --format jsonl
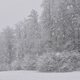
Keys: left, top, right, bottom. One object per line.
{"left": 1, "top": 0, "right": 80, "bottom": 72}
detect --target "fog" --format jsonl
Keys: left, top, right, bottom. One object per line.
{"left": 0, "top": 0, "right": 42, "bottom": 31}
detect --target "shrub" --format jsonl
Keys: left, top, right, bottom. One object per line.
{"left": 37, "top": 51, "right": 80, "bottom": 72}
{"left": 11, "top": 60, "right": 22, "bottom": 70}
{"left": 0, "top": 63, "right": 10, "bottom": 71}
{"left": 21, "top": 54, "right": 37, "bottom": 70}
{"left": 37, "top": 52, "right": 62, "bottom": 72}
{"left": 59, "top": 51, "right": 80, "bottom": 72}
{"left": 10, "top": 50, "right": 80, "bottom": 72}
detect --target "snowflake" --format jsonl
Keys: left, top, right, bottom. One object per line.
{"left": 58, "top": 28, "right": 60, "bottom": 30}
{"left": 55, "top": 20, "right": 57, "bottom": 23}
{"left": 52, "top": 32, "right": 54, "bottom": 36}
{"left": 67, "top": 5, "right": 73, "bottom": 10}
{"left": 57, "top": 9, "right": 60, "bottom": 11}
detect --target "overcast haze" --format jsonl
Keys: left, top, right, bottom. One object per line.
{"left": 0, "top": 0, "right": 42, "bottom": 31}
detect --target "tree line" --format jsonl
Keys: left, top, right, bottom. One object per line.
{"left": 0, "top": 0, "right": 80, "bottom": 72}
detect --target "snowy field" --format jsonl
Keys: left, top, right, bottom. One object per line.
{"left": 0, "top": 71, "right": 80, "bottom": 80}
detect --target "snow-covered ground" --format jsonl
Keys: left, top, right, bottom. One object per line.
{"left": 0, "top": 71, "right": 80, "bottom": 80}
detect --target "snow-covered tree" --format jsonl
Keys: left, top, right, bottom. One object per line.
{"left": 2, "top": 26, "right": 15, "bottom": 64}
{"left": 41, "top": 0, "right": 80, "bottom": 51}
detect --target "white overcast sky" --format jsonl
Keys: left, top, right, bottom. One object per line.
{"left": 0, "top": 0, "right": 43, "bottom": 30}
